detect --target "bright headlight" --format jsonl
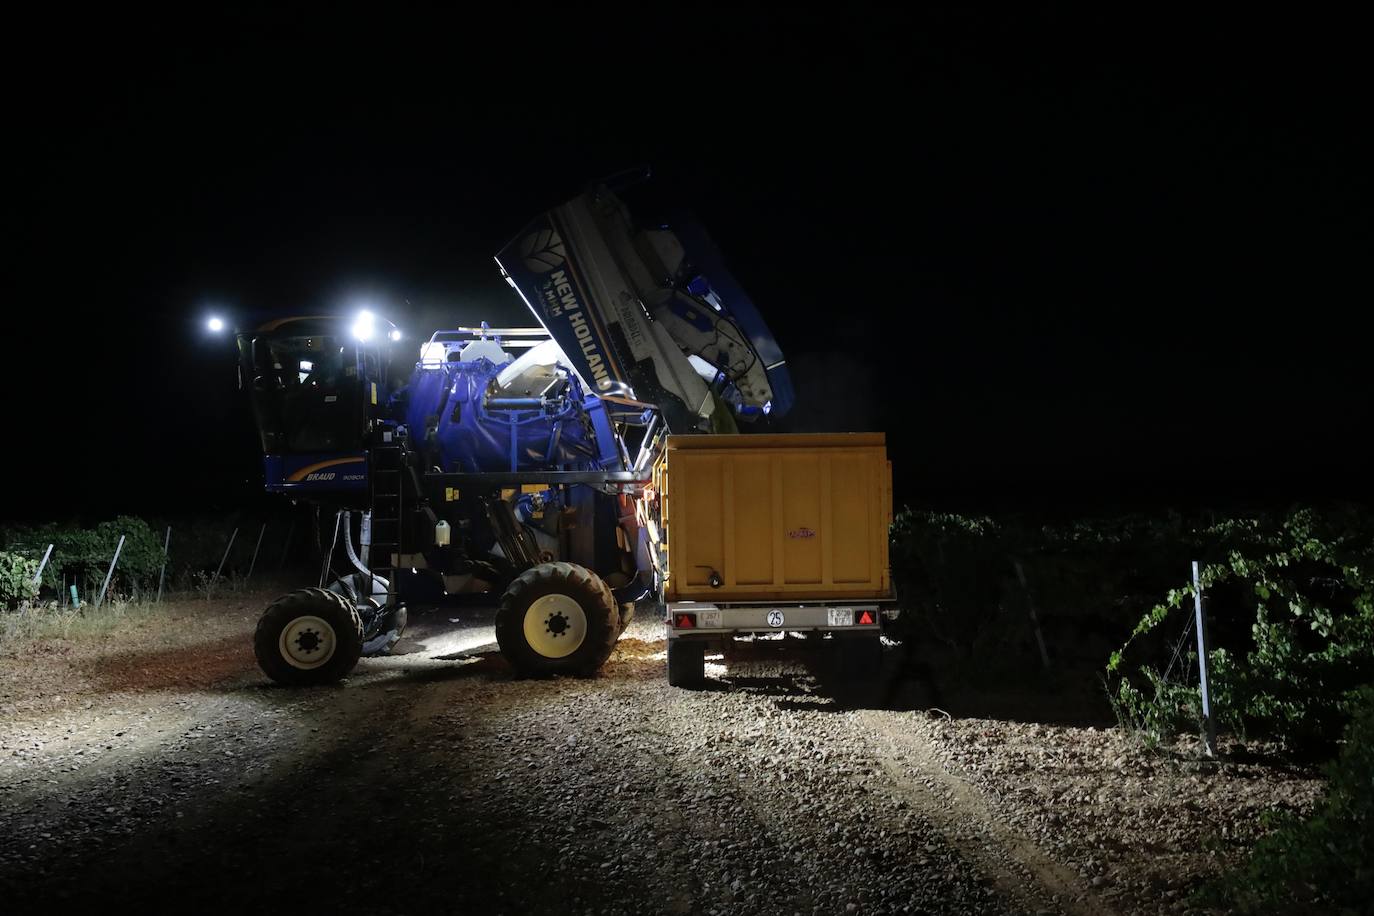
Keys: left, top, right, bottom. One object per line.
{"left": 351, "top": 310, "right": 376, "bottom": 342}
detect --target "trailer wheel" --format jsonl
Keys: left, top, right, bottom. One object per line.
{"left": 495, "top": 563, "right": 619, "bottom": 677}
{"left": 837, "top": 633, "right": 883, "bottom": 680}
{"left": 254, "top": 588, "right": 364, "bottom": 686}
{"left": 833, "top": 634, "right": 883, "bottom": 707}
{"left": 667, "top": 639, "right": 705, "bottom": 688}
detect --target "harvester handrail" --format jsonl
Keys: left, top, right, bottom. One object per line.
{"left": 427, "top": 327, "right": 551, "bottom": 342}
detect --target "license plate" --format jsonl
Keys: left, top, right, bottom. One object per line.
{"left": 827, "top": 607, "right": 855, "bottom": 627}
{"left": 698, "top": 610, "right": 723, "bottom": 628}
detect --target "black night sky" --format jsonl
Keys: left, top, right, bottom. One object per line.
{"left": 9, "top": 8, "right": 1370, "bottom": 522}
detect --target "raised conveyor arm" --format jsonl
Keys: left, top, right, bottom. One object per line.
{"left": 496, "top": 188, "right": 791, "bottom": 432}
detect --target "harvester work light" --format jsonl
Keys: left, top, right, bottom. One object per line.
{"left": 206, "top": 316, "right": 225, "bottom": 332}
{"left": 351, "top": 309, "right": 376, "bottom": 342}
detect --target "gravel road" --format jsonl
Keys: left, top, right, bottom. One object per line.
{"left": 2, "top": 599, "right": 1311, "bottom": 916}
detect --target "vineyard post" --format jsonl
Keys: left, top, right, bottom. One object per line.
{"left": 319, "top": 511, "right": 342, "bottom": 588}
{"left": 278, "top": 517, "right": 297, "bottom": 569}
{"left": 94, "top": 535, "right": 126, "bottom": 611}
{"left": 155, "top": 526, "right": 172, "bottom": 604}
{"left": 245, "top": 522, "right": 267, "bottom": 583}
{"left": 19, "top": 543, "right": 54, "bottom": 616}
{"left": 1013, "top": 559, "right": 1052, "bottom": 670}
{"left": 208, "top": 528, "right": 238, "bottom": 601}
{"left": 33, "top": 543, "right": 54, "bottom": 586}
{"left": 1193, "top": 560, "right": 1218, "bottom": 757}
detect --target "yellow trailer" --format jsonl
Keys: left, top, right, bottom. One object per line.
{"left": 644, "top": 432, "right": 897, "bottom": 686}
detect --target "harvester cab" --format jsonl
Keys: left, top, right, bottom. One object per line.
{"left": 239, "top": 184, "right": 795, "bottom": 686}
{"left": 237, "top": 313, "right": 403, "bottom": 498}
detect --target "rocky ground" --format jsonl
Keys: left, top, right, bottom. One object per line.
{"left": 0, "top": 593, "right": 1324, "bottom": 915}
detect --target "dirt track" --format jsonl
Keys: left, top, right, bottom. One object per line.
{"left": 0, "top": 597, "right": 1319, "bottom": 915}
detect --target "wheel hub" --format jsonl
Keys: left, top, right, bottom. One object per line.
{"left": 523, "top": 594, "right": 587, "bottom": 659}
{"left": 279, "top": 615, "right": 337, "bottom": 670}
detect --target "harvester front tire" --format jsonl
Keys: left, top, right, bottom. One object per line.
{"left": 254, "top": 588, "right": 364, "bottom": 686}
{"left": 495, "top": 563, "right": 619, "bottom": 677}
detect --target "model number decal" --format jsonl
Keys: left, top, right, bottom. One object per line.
{"left": 787, "top": 527, "right": 816, "bottom": 539}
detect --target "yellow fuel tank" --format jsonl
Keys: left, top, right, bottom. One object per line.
{"left": 652, "top": 433, "right": 892, "bottom": 603}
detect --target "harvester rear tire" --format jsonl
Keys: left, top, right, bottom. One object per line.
{"left": 254, "top": 588, "right": 364, "bottom": 686}
{"left": 619, "top": 601, "right": 636, "bottom": 629}
{"left": 495, "top": 563, "right": 619, "bottom": 677}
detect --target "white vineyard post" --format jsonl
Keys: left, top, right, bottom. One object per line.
{"left": 19, "top": 543, "right": 54, "bottom": 616}
{"left": 245, "top": 523, "right": 267, "bottom": 583}
{"left": 1193, "top": 560, "right": 1218, "bottom": 757}
{"left": 33, "top": 543, "right": 54, "bottom": 586}
{"left": 94, "top": 535, "right": 126, "bottom": 611}
{"left": 208, "top": 528, "right": 238, "bottom": 601}
{"left": 156, "top": 526, "right": 172, "bottom": 604}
